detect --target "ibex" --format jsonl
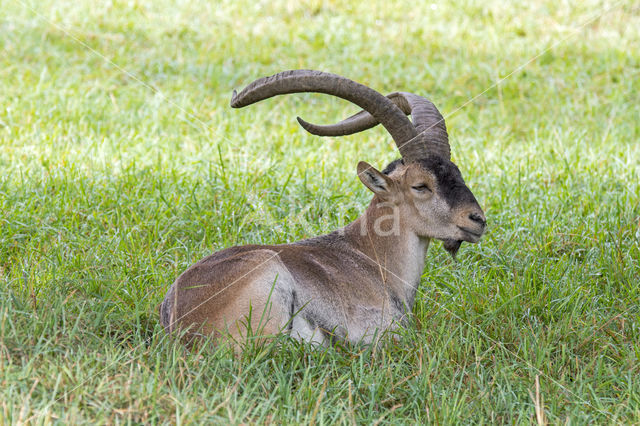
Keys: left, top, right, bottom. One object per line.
{"left": 160, "top": 70, "right": 486, "bottom": 347}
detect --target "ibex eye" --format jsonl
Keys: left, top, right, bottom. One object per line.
{"left": 411, "top": 184, "right": 431, "bottom": 192}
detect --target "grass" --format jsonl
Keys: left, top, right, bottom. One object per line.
{"left": 1, "top": 0, "right": 639, "bottom": 422}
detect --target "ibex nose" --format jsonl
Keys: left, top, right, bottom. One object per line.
{"left": 468, "top": 212, "right": 486, "bottom": 228}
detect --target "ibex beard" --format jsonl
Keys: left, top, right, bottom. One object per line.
{"left": 160, "top": 70, "right": 486, "bottom": 350}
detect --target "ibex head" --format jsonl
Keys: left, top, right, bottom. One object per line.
{"left": 231, "top": 70, "right": 485, "bottom": 256}
{"left": 358, "top": 157, "right": 485, "bottom": 256}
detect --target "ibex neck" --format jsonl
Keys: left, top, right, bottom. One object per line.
{"left": 343, "top": 196, "right": 430, "bottom": 308}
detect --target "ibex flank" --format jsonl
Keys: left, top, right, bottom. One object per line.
{"left": 160, "top": 70, "right": 486, "bottom": 348}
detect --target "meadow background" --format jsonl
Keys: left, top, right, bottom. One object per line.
{"left": 1, "top": 0, "right": 639, "bottom": 423}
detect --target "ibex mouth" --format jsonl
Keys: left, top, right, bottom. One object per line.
{"left": 458, "top": 226, "right": 483, "bottom": 242}
{"left": 444, "top": 226, "right": 484, "bottom": 258}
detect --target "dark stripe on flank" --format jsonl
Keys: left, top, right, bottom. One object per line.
{"left": 287, "top": 290, "right": 297, "bottom": 333}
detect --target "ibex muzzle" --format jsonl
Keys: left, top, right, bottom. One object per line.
{"left": 160, "top": 70, "right": 485, "bottom": 348}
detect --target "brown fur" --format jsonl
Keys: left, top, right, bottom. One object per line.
{"left": 160, "top": 158, "right": 485, "bottom": 349}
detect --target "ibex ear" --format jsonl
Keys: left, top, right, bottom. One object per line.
{"left": 357, "top": 161, "right": 393, "bottom": 196}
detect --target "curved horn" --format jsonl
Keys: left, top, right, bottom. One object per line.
{"left": 297, "top": 92, "right": 412, "bottom": 136}
{"left": 298, "top": 92, "right": 450, "bottom": 159}
{"left": 231, "top": 70, "right": 431, "bottom": 161}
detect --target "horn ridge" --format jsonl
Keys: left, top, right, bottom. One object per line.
{"left": 296, "top": 91, "right": 450, "bottom": 160}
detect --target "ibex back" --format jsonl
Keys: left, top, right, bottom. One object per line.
{"left": 160, "top": 70, "right": 486, "bottom": 347}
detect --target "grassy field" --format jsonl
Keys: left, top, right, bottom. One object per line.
{"left": 1, "top": 0, "right": 639, "bottom": 423}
